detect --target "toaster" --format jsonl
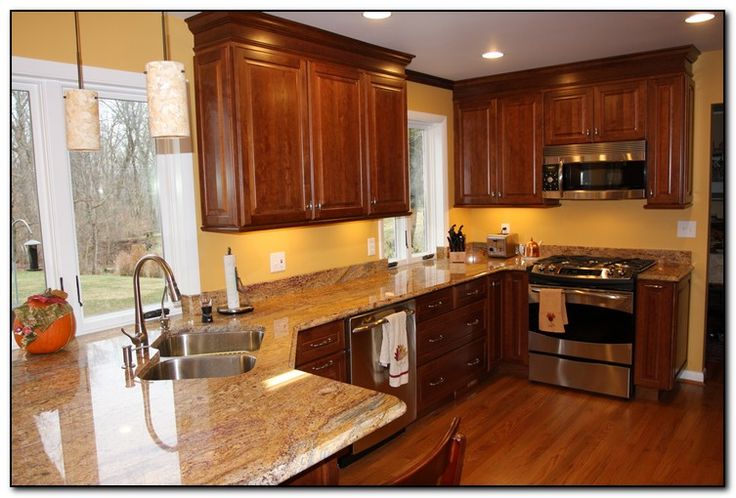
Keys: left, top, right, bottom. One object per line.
{"left": 487, "top": 233, "right": 519, "bottom": 258}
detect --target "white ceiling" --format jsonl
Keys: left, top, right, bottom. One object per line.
{"left": 260, "top": 11, "right": 724, "bottom": 81}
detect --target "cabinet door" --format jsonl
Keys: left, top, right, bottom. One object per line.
{"left": 454, "top": 99, "right": 496, "bottom": 205}
{"left": 365, "top": 74, "right": 410, "bottom": 216}
{"left": 233, "top": 47, "right": 311, "bottom": 226}
{"left": 594, "top": 80, "right": 646, "bottom": 142}
{"left": 194, "top": 47, "right": 241, "bottom": 229}
{"left": 487, "top": 273, "right": 503, "bottom": 371}
{"left": 501, "top": 271, "right": 529, "bottom": 364}
{"left": 544, "top": 87, "right": 593, "bottom": 145}
{"left": 309, "top": 61, "right": 367, "bottom": 220}
{"left": 646, "top": 75, "right": 693, "bottom": 208}
{"left": 496, "top": 93, "right": 544, "bottom": 205}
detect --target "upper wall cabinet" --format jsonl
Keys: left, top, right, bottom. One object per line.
{"left": 544, "top": 80, "right": 646, "bottom": 145}
{"left": 453, "top": 45, "right": 700, "bottom": 209}
{"left": 187, "top": 12, "right": 414, "bottom": 232}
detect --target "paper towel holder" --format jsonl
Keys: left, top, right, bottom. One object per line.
{"left": 217, "top": 267, "right": 254, "bottom": 315}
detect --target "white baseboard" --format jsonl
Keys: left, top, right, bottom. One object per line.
{"left": 678, "top": 369, "right": 705, "bottom": 384}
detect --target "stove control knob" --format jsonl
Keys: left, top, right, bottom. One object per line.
{"left": 617, "top": 268, "right": 627, "bottom": 277}
{"left": 547, "top": 264, "right": 557, "bottom": 273}
{"left": 537, "top": 264, "right": 546, "bottom": 272}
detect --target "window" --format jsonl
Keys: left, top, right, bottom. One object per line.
{"left": 382, "top": 111, "right": 448, "bottom": 263}
{"left": 12, "top": 57, "right": 201, "bottom": 336}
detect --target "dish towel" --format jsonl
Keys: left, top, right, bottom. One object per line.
{"left": 538, "top": 288, "right": 568, "bottom": 333}
{"left": 379, "top": 311, "right": 409, "bottom": 387}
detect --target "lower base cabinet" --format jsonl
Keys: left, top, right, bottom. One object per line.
{"left": 295, "top": 320, "right": 348, "bottom": 382}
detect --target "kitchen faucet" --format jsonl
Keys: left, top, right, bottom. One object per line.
{"left": 121, "top": 254, "right": 182, "bottom": 348}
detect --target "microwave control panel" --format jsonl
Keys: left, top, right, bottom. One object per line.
{"left": 542, "top": 164, "right": 560, "bottom": 192}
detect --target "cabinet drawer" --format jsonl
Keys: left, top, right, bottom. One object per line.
{"left": 416, "top": 287, "right": 453, "bottom": 322}
{"left": 297, "top": 350, "right": 348, "bottom": 383}
{"left": 417, "top": 300, "right": 487, "bottom": 365}
{"left": 418, "top": 338, "right": 486, "bottom": 410}
{"left": 453, "top": 277, "right": 487, "bottom": 308}
{"left": 296, "top": 320, "right": 345, "bottom": 365}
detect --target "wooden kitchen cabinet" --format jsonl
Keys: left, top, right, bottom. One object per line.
{"left": 645, "top": 74, "right": 695, "bottom": 208}
{"left": 486, "top": 273, "right": 503, "bottom": 370}
{"left": 634, "top": 274, "right": 691, "bottom": 393}
{"left": 544, "top": 80, "right": 646, "bottom": 145}
{"left": 296, "top": 319, "right": 348, "bottom": 382}
{"left": 500, "top": 271, "right": 529, "bottom": 365}
{"left": 454, "top": 93, "right": 547, "bottom": 206}
{"left": 187, "top": 12, "right": 413, "bottom": 232}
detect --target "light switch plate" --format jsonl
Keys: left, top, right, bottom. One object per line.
{"left": 367, "top": 237, "right": 376, "bottom": 256}
{"left": 270, "top": 251, "right": 286, "bottom": 272}
{"left": 677, "top": 220, "right": 697, "bottom": 238}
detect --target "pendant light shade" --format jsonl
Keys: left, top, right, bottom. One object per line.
{"left": 65, "top": 88, "right": 100, "bottom": 151}
{"left": 65, "top": 12, "right": 100, "bottom": 151}
{"left": 145, "top": 13, "right": 190, "bottom": 138}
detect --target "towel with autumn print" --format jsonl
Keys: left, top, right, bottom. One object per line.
{"left": 379, "top": 311, "right": 409, "bottom": 387}
{"left": 538, "top": 288, "right": 568, "bottom": 333}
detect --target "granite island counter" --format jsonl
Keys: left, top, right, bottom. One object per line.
{"left": 11, "top": 254, "right": 522, "bottom": 485}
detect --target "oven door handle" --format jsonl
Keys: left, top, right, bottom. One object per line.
{"left": 529, "top": 286, "right": 627, "bottom": 301}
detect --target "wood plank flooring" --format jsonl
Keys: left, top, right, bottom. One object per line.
{"left": 339, "top": 369, "right": 724, "bottom": 486}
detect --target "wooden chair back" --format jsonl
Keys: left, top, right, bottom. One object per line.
{"left": 386, "top": 417, "right": 466, "bottom": 486}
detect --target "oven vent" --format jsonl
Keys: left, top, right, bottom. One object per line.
{"left": 543, "top": 140, "right": 646, "bottom": 164}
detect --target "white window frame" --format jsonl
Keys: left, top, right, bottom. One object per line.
{"left": 380, "top": 111, "right": 448, "bottom": 265}
{"left": 12, "top": 56, "right": 201, "bottom": 337}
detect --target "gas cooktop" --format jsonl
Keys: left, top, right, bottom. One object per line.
{"left": 529, "top": 255, "right": 656, "bottom": 282}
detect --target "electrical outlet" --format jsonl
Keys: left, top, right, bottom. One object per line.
{"left": 270, "top": 251, "right": 286, "bottom": 272}
{"left": 677, "top": 220, "right": 697, "bottom": 238}
{"left": 501, "top": 223, "right": 511, "bottom": 235}
{"left": 367, "top": 237, "right": 376, "bottom": 256}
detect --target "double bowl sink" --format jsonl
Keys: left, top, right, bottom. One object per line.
{"left": 138, "top": 327, "right": 264, "bottom": 381}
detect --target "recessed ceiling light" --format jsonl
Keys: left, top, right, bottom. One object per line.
{"left": 685, "top": 13, "right": 715, "bottom": 23}
{"left": 363, "top": 12, "right": 391, "bottom": 20}
{"left": 482, "top": 51, "right": 504, "bottom": 59}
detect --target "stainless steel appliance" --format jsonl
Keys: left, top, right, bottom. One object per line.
{"left": 542, "top": 140, "right": 647, "bottom": 200}
{"left": 527, "top": 255, "right": 655, "bottom": 398}
{"left": 487, "top": 233, "right": 519, "bottom": 258}
{"left": 347, "top": 301, "right": 417, "bottom": 453}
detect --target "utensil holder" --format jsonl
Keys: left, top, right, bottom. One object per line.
{"left": 449, "top": 251, "right": 466, "bottom": 263}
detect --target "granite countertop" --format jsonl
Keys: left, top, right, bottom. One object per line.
{"left": 11, "top": 254, "right": 523, "bottom": 485}
{"left": 638, "top": 262, "right": 694, "bottom": 282}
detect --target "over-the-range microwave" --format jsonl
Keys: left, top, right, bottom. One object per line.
{"left": 542, "top": 139, "right": 647, "bottom": 200}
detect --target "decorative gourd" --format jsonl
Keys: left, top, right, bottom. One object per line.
{"left": 13, "top": 289, "right": 76, "bottom": 354}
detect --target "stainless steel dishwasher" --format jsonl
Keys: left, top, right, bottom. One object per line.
{"left": 347, "top": 300, "right": 417, "bottom": 453}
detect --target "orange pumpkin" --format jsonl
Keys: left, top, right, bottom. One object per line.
{"left": 13, "top": 289, "right": 76, "bottom": 354}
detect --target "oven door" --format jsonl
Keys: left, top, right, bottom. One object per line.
{"left": 528, "top": 284, "right": 634, "bottom": 365}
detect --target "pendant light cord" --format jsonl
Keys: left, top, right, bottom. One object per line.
{"left": 161, "top": 12, "right": 169, "bottom": 61}
{"left": 74, "top": 11, "right": 84, "bottom": 89}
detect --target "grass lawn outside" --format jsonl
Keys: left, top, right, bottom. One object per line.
{"left": 15, "top": 270, "right": 165, "bottom": 317}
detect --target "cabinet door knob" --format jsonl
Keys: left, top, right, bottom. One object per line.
{"left": 649, "top": 190, "right": 654, "bottom": 197}
{"left": 316, "top": 202, "right": 322, "bottom": 210}
{"left": 371, "top": 198, "right": 377, "bottom": 206}
{"left": 594, "top": 128, "right": 599, "bottom": 136}
{"left": 491, "top": 191, "right": 495, "bottom": 197}
{"left": 497, "top": 191, "right": 501, "bottom": 198}
{"left": 585, "top": 129, "right": 591, "bottom": 136}
{"left": 306, "top": 202, "right": 313, "bottom": 210}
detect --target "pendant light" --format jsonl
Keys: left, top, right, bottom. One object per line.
{"left": 64, "top": 12, "right": 100, "bottom": 151}
{"left": 145, "top": 12, "right": 190, "bottom": 138}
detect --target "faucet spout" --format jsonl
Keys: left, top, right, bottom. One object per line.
{"left": 130, "top": 254, "right": 182, "bottom": 347}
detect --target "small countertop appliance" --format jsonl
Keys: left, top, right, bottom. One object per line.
{"left": 487, "top": 233, "right": 518, "bottom": 258}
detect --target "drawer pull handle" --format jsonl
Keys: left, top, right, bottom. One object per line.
{"left": 309, "top": 337, "right": 334, "bottom": 349}
{"left": 466, "top": 318, "right": 480, "bottom": 327}
{"left": 311, "top": 360, "right": 335, "bottom": 371}
{"left": 645, "top": 284, "right": 664, "bottom": 289}
{"left": 466, "top": 358, "right": 481, "bottom": 367}
{"left": 429, "top": 376, "right": 446, "bottom": 387}
{"left": 426, "top": 301, "right": 444, "bottom": 309}
{"left": 427, "top": 334, "right": 445, "bottom": 344}
{"left": 465, "top": 289, "right": 480, "bottom": 296}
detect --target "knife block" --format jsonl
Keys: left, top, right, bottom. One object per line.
{"left": 449, "top": 251, "right": 466, "bottom": 263}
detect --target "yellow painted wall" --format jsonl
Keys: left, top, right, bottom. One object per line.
{"left": 454, "top": 50, "right": 723, "bottom": 375}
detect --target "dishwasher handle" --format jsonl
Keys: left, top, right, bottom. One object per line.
{"left": 351, "top": 308, "right": 415, "bottom": 334}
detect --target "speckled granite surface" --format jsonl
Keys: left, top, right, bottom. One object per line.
{"left": 11, "top": 254, "right": 523, "bottom": 485}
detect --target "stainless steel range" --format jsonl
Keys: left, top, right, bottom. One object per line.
{"left": 527, "top": 255, "right": 655, "bottom": 398}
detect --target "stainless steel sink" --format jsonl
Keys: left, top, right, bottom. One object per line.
{"left": 138, "top": 353, "right": 256, "bottom": 381}
{"left": 151, "top": 329, "right": 264, "bottom": 357}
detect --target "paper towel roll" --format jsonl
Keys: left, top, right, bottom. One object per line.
{"left": 224, "top": 253, "right": 240, "bottom": 310}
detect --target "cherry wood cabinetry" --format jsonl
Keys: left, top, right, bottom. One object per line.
{"left": 454, "top": 45, "right": 699, "bottom": 209}
{"left": 634, "top": 274, "right": 691, "bottom": 393}
{"left": 296, "top": 320, "right": 348, "bottom": 383}
{"left": 645, "top": 74, "right": 695, "bottom": 208}
{"left": 416, "top": 278, "right": 487, "bottom": 415}
{"left": 486, "top": 273, "right": 503, "bottom": 370}
{"left": 496, "top": 271, "right": 530, "bottom": 365}
{"left": 454, "top": 93, "right": 546, "bottom": 206}
{"left": 187, "top": 12, "right": 413, "bottom": 231}
{"left": 544, "top": 80, "right": 646, "bottom": 145}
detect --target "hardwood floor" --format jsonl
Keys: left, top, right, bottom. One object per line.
{"left": 339, "top": 369, "right": 724, "bottom": 486}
